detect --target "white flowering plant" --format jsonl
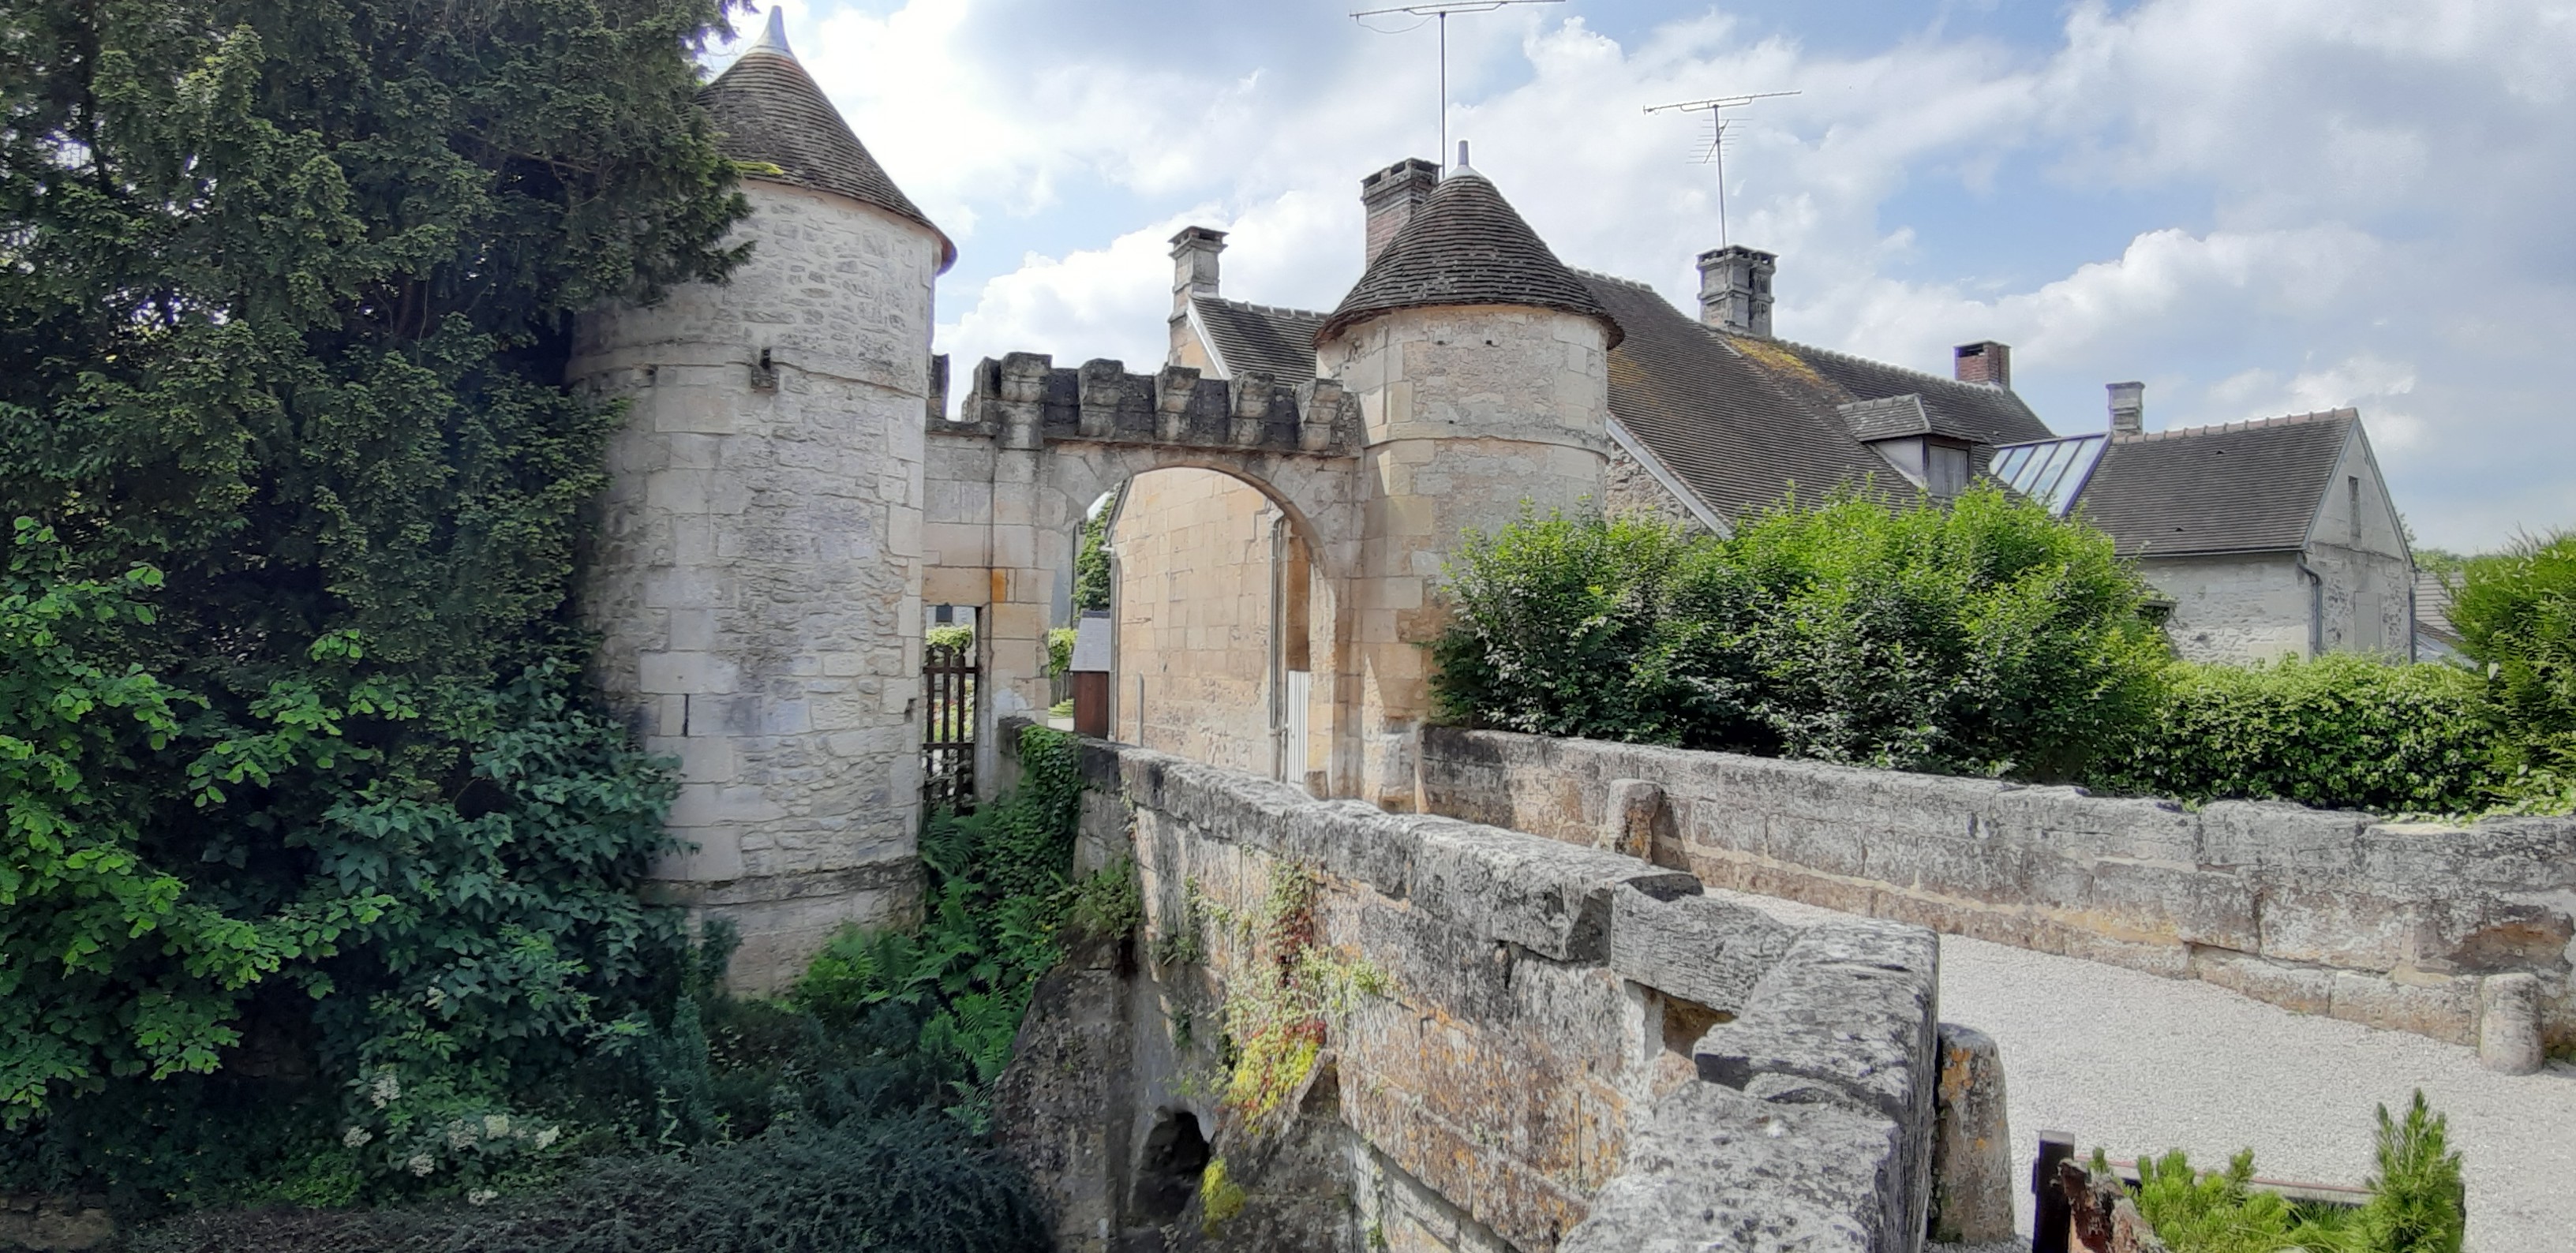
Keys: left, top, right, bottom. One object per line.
{"left": 333, "top": 1066, "right": 570, "bottom": 1195}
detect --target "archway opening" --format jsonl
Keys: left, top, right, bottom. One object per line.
{"left": 1130, "top": 1108, "right": 1211, "bottom": 1224}
{"left": 1094, "top": 466, "right": 1325, "bottom": 787}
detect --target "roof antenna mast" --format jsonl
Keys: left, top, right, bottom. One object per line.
{"left": 1645, "top": 91, "right": 1799, "bottom": 247}
{"left": 1351, "top": 0, "right": 1565, "bottom": 176}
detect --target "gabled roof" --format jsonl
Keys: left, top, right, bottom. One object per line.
{"left": 1319, "top": 169, "right": 1619, "bottom": 347}
{"left": 1581, "top": 274, "right": 1898, "bottom": 520}
{"left": 1745, "top": 339, "right": 2055, "bottom": 446}
{"left": 1191, "top": 297, "right": 1323, "bottom": 384}
{"left": 2069, "top": 410, "right": 2358, "bottom": 558}
{"left": 700, "top": 11, "right": 955, "bottom": 270}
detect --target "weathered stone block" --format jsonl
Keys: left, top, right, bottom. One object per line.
{"left": 1693, "top": 920, "right": 1938, "bottom": 1127}
{"left": 2477, "top": 972, "right": 2545, "bottom": 1075}
{"left": 1607, "top": 883, "right": 1796, "bottom": 1014}
{"left": 2327, "top": 970, "right": 2479, "bottom": 1045}
{"left": 2189, "top": 948, "right": 2334, "bottom": 1015}
{"left": 1929, "top": 1023, "right": 2014, "bottom": 1245}
{"left": 1403, "top": 817, "right": 1698, "bottom": 962}
{"left": 1557, "top": 1082, "right": 1912, "bottom": 1253}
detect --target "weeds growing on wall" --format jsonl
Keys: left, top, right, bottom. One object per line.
{"left": 1194, "top": 862, "right": 1390, "bottom": 1126}
{"left": 2115, "top": 1090, "right": 2464, "bottom": 1253}
{"left": 1432, "top": 487, "right": 2168, "bottom": 779}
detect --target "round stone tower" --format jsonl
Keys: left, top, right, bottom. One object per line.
{"left": 571, "top": 8, "right": 955, "bottom": 991}
{"left": 1314, "top": 149, "right": 1620, "bottom": 809}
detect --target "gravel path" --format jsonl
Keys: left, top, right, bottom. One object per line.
{"left": 1938, "top": 933, "right": 2576, "bottom": 1251}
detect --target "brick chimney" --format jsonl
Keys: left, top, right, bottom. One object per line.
{"left": 1953, "top": 341, "right": 2011, "bottom": 388}
{"left": 2107, "top": 381, "right": 2144, "bottom": 436}
{"left": 1696, "top": 245, "right": 1776, "bottom": 336}
{"left": 1361, "top": 158, "right": 1440, "bottom": 267}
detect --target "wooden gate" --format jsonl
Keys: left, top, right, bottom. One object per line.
{"left": 922, "top": 640, "right": 976, "bottom": 812}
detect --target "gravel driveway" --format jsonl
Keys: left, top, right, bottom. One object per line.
{"left": 1938, "top": 932, "right": 2576, "bottom": 1251}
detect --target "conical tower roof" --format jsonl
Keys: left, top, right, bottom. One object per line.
{"left": 1317, "top": 166, "right": 1618, "bottom": 347}
{"left": 699, "top": 9, "right": 955, "bottom": 271}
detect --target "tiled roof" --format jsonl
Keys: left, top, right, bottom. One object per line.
{"left": 1753, "top": 339, "right": 2055, "bottom": 446}
{"left": 1836, "top": 395, "right": 1990, "bottom": 443}
{"left": 1318, "top": 170, "right": 1619, "bottom": 347}
{"left": 1192, "top": 297, "right": 1324, "bottom": 383}
{"left": 2068, "top": 410, "right": 2357, "bottom": 557}
{"left": 699, "top": 34, "right": 954, "bottom": 270}
{"left": 1582, "top": 274, "right": 1899, "bottom": 521}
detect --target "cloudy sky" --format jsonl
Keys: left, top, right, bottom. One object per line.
{"left": 722, "top": 0, "right": 2574, "bottom": 551}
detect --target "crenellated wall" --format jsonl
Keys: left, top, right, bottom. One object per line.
{"left": 992, "top": 725, "right": 1946, "bottom": 1253}
{"left": 1417, "top": 727, "right": 2576, "bottom": 1065}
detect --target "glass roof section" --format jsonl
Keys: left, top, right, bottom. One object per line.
{"left": 1987, "top": 433, "right": 2107, "bottom": 516}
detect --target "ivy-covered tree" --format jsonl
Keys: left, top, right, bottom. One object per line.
{"left": 0, "top": 0, "right": 747, "bottom": 1184}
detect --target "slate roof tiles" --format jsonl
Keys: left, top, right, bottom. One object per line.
{"left": 699, "top": 26, "right": 954, "bottom": 270}
{"left": 1319, "top": 170, "right": 1620, "bottom": 346}
{"left": 2070, "top": 411, "right": 2357, "bottom": 557}
{"left": 1192, "top": 297, "right": 1324, "bottom": 384}
{"left": 1581, "top": 274, "right": 1899, "bottom": 519}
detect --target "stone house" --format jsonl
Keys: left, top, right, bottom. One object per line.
{"left": 1990, "top": 406, "right": 2417, "bottom": 662}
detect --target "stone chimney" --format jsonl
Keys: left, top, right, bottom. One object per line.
{"left": 1168, "top": 226, "right": 1225, "bottom": 366}
{"left": 1696, "top": 245, "right": 1777, "bottom": 337}
{"left": 1953, "top": 341, "right": 2012, "bottom": 388}
{"left": 1170, "top": 226, "right": 1226, "bottom": 315}
{"left": 1361, "top": 158, "right": 1440, "bottom": 267}
{"left": 2108, "top": 381, "right": 2145, "bottom": 436}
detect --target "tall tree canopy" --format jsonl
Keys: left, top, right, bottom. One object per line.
{"left": 0, "top": 0, "right": 747, "bottom": 1162}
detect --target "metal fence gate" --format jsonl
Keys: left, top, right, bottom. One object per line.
{"left": 922, "top": 640, "right": 976, "bottom": 813}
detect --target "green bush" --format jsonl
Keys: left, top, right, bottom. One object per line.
{"left": 794, "top": 726, "right": 1091, "bottom": 1117}
{"left": 2096, "top": 655, "right": 2500, "bottom": 814}
{"left": 2453, "top": 532, "right": 2576, "bottom": 806}
{"left": 1433, "top": 485, "right": 2169, "bottom": 779}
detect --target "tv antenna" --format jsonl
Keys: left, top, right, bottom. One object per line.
{"left": 1645, "top": 91, "right": 1799, "bottom": 247}
{"left": 1352, "top": 0, "right": 1566, "bottom": 174}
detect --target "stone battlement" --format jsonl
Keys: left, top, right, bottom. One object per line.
{"left": 937, "top": 352, "right": 1359, "bottom": 456}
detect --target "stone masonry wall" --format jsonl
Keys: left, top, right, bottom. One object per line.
{"left": 572, "top": 181, "right": 941, "bottom": 991}
{"left": 1110, "top": 468, "right": 1277, "bottom": 773}
{"left": 1320, "top": 306, "right": 1612, "bottom": 811}
{"left": 1417, "top": 727, "right": 2576, "bottom": 1056}
{"left": 994, "top": 726, "right": 1941, "bottom": 1253}
{"left": 2139, "top": 553, "right": 2314, "bottom": 664}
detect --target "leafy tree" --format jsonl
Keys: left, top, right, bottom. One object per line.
{"left": 0, "top": 0, "right": 745, "bottom": 1187}
{"left": 2451, "top": 531, "right": 2576, "bottom": 803}
{"left": 1073, "top": 487, "right": 1120, "bottom": 614}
